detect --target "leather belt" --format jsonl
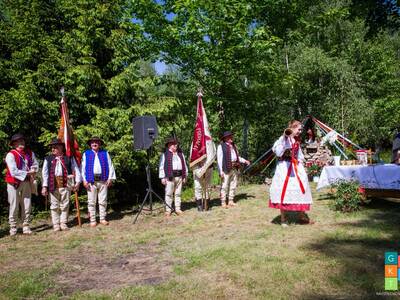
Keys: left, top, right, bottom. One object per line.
{"left": 232, "top": 162, "right": 241, "bottom": 169}
{"left": 172, "top": 170, "right": 182, "bottom": 177}
{"left": 94, "top": 174, "right": 102, "bottom": 181}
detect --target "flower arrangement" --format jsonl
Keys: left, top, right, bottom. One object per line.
{"left": 321, "top": 130, "right": 340, "bottom": 156}
{"left": 306, "top": 161, "right": 323, "bottom": 177}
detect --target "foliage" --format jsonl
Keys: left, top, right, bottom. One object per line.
{"left": 306, "top": 162, "right": 323, "bottom": 177}
{"left": 331, "top": 180, "right": 369, "bottom": 212}
{"left": 0, "top": 0, "right": 399, "bottom": 212}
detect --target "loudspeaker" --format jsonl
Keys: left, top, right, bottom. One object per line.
{"left": 132, "top": 116, "right": 158, "bottom": 150}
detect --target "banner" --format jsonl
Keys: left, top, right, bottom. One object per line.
{"left": 58, "top": 87, "right": 82, "bottom": 165}
{"left": 189, "top": 91, "right": 216, "bottom": 177}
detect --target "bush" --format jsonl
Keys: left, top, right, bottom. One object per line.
{"left": 331, "top": 180, "right": 370, "bottom": 212}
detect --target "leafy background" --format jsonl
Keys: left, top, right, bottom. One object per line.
{"left": 1, "top": 0, "right": 399, "bottom": 212}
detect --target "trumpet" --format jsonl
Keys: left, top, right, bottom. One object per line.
{"left": 284, "top": 128, "right": 293, "bottom": 136}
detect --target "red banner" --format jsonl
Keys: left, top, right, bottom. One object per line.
{"left": 190, "top": 93, "right": 207, "bottom": 165}
{"left": 58, "top": 92, "right": 82, "bottom": 165}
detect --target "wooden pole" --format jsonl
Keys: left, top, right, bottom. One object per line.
{"left": 74, "top": 191, "right": 81, "bottom": 227}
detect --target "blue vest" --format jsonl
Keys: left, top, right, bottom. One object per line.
{"left": 84, "top": 150, "right": 109, "bottom": 183}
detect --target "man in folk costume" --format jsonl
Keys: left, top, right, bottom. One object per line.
{"left": 159, "top": 137, "right": 188, "bottom": 216}
{"left": 189, "top": 91, "right": 216, "bottom": 212}
{"left": 269, "top": 120, "right": 314, "bottom": 227}
{"left": 81, "top": 137, "right": 116, "bottom": 227}
{"left": 192, "top": 161, "right": 214, "bottom": 211}
{"left": 4, "top": 133, "right": 39, "bottom": 235}
{"left": 217, "top": 131, "right": 250, "bottom": 208}
{"left": 41, "top": 138, "right": 81, "bottom": 231}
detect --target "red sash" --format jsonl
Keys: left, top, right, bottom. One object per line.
{"left": 280, "top": 139, "right": 305, "bottom": 203}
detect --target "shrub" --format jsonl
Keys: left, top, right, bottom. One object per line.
{"left": 331, "top": 180, "right": 370, "bottom": 212}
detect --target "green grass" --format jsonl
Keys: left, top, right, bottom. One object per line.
{"left": 0, "top": 264, "right": 62, "bottom": 300}
{"left": 1, "top": 182, "right": 399, "bottom": 299}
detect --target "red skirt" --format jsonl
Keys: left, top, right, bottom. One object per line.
{"left": 268, "top": 199, "right": 310, "bottom": 211}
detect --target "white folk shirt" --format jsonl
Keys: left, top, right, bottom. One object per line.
{"left": 41, "top": 156, "right": 82, "bottom": 187}
{"left": 81, "top": 150, "right": 116, "bottom": 182}
{"left": 217, "top": 143, "right": 246, "bottom": 174}
{"left": 272, "top": 136, "right": 304, "bottom": 162}
{"left": 5, "top": 151, "right": 39, "bottom": 181}
{"left": 159, "top": 152, "right": 188, "bottom": 178}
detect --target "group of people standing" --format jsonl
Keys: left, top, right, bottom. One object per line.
{"left": 5, "top": 134, "right": 115, "bottom": 235}
{"left": 4, "top": 119, "right": 313, "bottom": 236}
{"left": 160, "top": 121, "right": 314, "bottom": 226}
{"left": 159, "top": 131, "right": 250, "bottom": 216}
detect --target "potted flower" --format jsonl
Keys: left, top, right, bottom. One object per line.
{"left": 306, "top": 162, "right": 322, "bottom": 182}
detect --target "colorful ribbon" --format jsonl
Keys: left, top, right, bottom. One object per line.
{"left": 280, "top": 139, "right": 305, "bottom": 203}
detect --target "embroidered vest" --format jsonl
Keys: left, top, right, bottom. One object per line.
{"left": 45, "top": 155, "right": 72, "bottom": 192}
{"left": 164, "top": 149, "right": 187, "bottom": 179}
{"left": 221, "top": 142, "right": 239, "bottom": 173}
{"left": 5, "top": 149, "right": 33, "bottom": 185}
{"left": 84, "top": 150, "right": 109, "bottom": 183}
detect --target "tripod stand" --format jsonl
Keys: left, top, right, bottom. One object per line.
{"left": 133, "top": 148, "right": 175, "bottom": 224}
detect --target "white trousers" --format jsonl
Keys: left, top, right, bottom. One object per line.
{"left": 194, "top": 168, "right": 212, "bottom": 200}
{"left": 87, "top": 181, "right": 108, "bottom": 223}
{"left": 220, "top": 169, "right": 238, "bottom": 203}
{"left": 7, "top": 182, "right": 32, "bottom": 228}
{"left": 165, "top": 177, "right": 183, "bottom": 212}
{"left": 50, "top": 188, "right": 70, "bottom": 226}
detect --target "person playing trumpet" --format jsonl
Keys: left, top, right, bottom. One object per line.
{"left": 268, "top": 120, "right": 314, "bottom": 226}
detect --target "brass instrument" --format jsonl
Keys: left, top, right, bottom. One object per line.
{"left": 284, "top": 128, "right": 293, "bottom": 137}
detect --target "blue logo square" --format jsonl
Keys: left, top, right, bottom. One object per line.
{"left": 385, "top": 252, "right": 398, "bottom": 265}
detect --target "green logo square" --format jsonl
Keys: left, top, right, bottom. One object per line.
{"left": 385, "top": 278, "right": 398, "bottom": 291}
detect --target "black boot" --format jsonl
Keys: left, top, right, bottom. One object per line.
{"left": 196, "top": 199, "right": 203, "bottom": 212}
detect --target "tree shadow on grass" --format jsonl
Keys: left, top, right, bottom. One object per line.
{"left": 300, "top": 198, "right": 400, "bottom": 298}
{"left": 180, "top": 193, "right": 255, "bottom": 211}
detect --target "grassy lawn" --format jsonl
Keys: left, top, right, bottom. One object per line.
{"left": 1, "top": 182, "right": 399, "bottom": 299}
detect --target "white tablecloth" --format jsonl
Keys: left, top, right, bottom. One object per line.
{"left": 317, "top": 164, "right": 400, "bottom": 190}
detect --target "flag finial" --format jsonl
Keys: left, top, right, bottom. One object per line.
{"left": 197, "top": 87, "right": 203, "bottom": 97}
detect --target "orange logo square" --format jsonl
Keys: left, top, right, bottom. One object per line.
{"left": 385, "top": 265, "right": 397, "bottom": 278}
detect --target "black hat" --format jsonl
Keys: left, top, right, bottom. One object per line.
{"left": 48, "top": 138, "right": 65, "bottom": 147}
{"left": 165, "top": 137, "right": 179, "bottom": 147}
{"left": 220, "top": 131, "right": 234, "bottom": 141}
{"left": 9, "top": 133, "right": 25, "bottom": 146}
{"left": 87, "top": 136, "right": 104, "bottom": 146}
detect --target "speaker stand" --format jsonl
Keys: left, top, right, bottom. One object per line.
{"left": 133, "top": 149, "right": 175, "bottom": 224}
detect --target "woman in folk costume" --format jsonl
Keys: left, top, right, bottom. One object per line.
{"left": 269, "top": 120, "right": 314, "bottom": 226}
{"left": 81, "top": 137, "right": 116, "bottom": 227}
{"left": 159, "top": 137, "right": 188, "bottom": 216}
{"left": 41, "top": 138, "right": 81, "bottom": 231}
{"left": 5, "top": 133, "right": 39, "bottom": 235}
